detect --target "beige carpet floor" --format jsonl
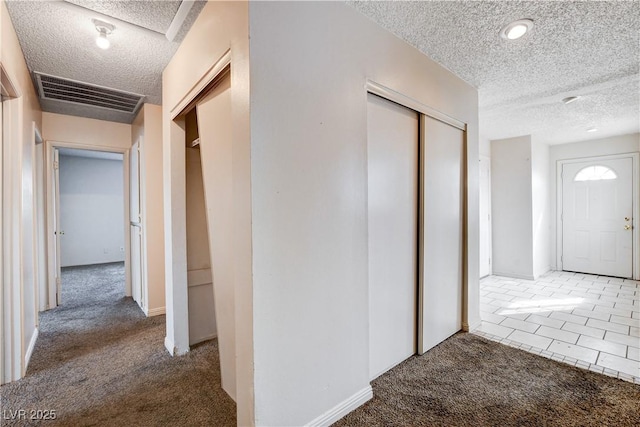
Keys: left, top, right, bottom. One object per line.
{"left": 335, "top": 332, "right": 640, "bottom": 427}
{"left": 0, "top": 262, "right": 236, "bottom": 427}
{"left": 2, "top": 263, "right": 638, "bottom": 426}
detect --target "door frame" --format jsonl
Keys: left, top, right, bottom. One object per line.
{"left": 556, "top": 153, "right": 639, "bottom": 279}
{"left": 365, "top": 80, "right": 468, "bottom": 356}
{"left": 45, "top": 140, "right": 132, "bottom": 309}
{"left": 479, "top": 155, "right": 492, "bottom": 278}
{"left": 1, "top": 64, "right": 24, "bottom": 384}
{"left": 130, "top": 136, "right": 148, "bottom": 313}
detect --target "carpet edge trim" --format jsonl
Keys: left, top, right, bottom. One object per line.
{"left": 306, "top": 385, "right": 373, "bottom": 427}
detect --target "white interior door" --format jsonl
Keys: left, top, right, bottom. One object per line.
{"left": 129, "top": 140, "right": 143, "bottom": 308}
{"left": 479, "top": 156, "right": 491, "bottom": 277}
{"left": 562, "top": 157, "right": 633, "bottom": 278}
{"left": 195, "top": 73, "right": 236, "bottom": 400}
{"left": 420, "top": 115, "right": 464, "bottom": 353}
{"left": 367, "top": 93, "right": 418, "bottom": 380}
{"left": 53, "top": 148, "right": 62, "bottom": 305}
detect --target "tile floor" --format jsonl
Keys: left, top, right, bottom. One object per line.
{"left": 472, "top": 271, "right": 640, "bottom": 384}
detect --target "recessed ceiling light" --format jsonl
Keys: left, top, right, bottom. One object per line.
{"left": 587, "top": 127, "right": 598, "bottom": 133}
{"left": 500, "top": 19, "right": 534, "bottom": 40}
{"left": 562, "top": 96, "right": 581, "bottom": 104}
{"left": 92, "top": 19, "right": 115, "bottom": 50}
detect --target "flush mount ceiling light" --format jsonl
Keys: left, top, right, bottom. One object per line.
{"left": 92, "top": 19, "right": 115, "bottom": 49}
{"left": 586, "top": 127, "right": 598, "bottom": 133}
{"left": 500, "top": 19, "right": 534, "bottom": 40}
{"left": 562, "top": 96, "right": 581, "bottom": 104}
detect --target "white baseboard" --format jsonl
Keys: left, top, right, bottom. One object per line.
{"left": 306, "top": 385, "right": 373, "bottom": 427}
{"left": 25, "top": 328, "right": 39, "bottom": 369}
{"left": 145, "top": 306, "right": 166, "bottom": 317}
{"left": 492, "top": 271, "right": 535, "bottom": 281}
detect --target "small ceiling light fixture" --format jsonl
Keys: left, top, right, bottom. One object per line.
{"left": 586, "top": 127, "right": 598, "bottom": 133}
{"left": 562, "top": 96, "right": 581, "bottom": 104}
{"left": 92, "top": 19, "right": 115, "bottom": 49}
{"left": 500, "top": 19, "right": 534, "bottom": 40}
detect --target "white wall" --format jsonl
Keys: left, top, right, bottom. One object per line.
{"left": 549, "top": 133, "right": 640, "bottom": 269}
{"left": 491, "top": 136, "right": 534, "bottom": 278}
{"left": 58, "top": 155, "right": 124, "bottom": 267}
{"left": 532, "top": 140, "right": 550, "bottom": 277}
{"left": 249, "top": 2, "right": 478, "bottom": 425}
{"left": 479, "top": 134, "right": 491, "bottom": 157}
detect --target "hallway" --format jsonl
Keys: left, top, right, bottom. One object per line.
{"left": 0, "top": 263, "right": 235, "bottom": 426}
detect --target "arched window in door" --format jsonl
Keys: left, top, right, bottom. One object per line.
{"left": 574, "top": 165, "right": 617, "bottom": 181}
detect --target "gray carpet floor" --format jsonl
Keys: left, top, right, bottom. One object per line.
{"left": 0, "top": 262, "right": 236, "bottom": 426}
{"left": 2, "top": 264, "right": 639, "bottom": 426}
{"left": 335, "top": 333, "right": 640, "bottom": 427}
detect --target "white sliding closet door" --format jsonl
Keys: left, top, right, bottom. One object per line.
{"left": 420, "top": 115, "right": 464, "bottom": 353}
{"left": 367, "top": 93, "right": 419, "bottom": 380}
{"left": 195, "top": 73, "right": 236, "bottom": 400}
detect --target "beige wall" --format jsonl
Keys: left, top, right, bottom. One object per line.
{"left": 43, "top": 112, "right": 131, "bottom": 148}
{"left": 131, "top": 104, "right": 165, "bottom": 315}
{"left": 1, "top": 0, "right": 43, "bottom": 381}
{"left": 162, "top": 1, "right": 253, "bottom": 424}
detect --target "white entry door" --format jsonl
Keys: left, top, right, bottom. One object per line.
{"left": 562, "top": 157, "right": 633, "bottom": 278}
{"left": 367, "top": 93, "right": 418, "bottom": 380}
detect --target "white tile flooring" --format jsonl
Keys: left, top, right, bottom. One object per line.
{"left": 472, "top": 271, "right": 640, "bottom": 384}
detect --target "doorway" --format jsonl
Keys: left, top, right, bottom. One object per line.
{"left": 479, "top": 156, "right": 492, "bottom": 277}
{"left": 46, "top": 143, "right": 131, "bottom": 308}
{"left": 559, "top": 155, "right": 637, "bottom": 278}
{"left": 170, "top": 68, "right": 237, "bottom": 400}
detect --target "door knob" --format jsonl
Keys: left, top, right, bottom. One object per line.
{"left": 624, "top": 225, "right": 632, "bottom": 230}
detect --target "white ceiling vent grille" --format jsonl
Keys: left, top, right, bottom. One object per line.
{"left": 34, "top": 72, "right": 144, "bottom": 114}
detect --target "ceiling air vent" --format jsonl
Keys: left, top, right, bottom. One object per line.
{"left": 34, "top": 72, "right": 144, "bottom": 114}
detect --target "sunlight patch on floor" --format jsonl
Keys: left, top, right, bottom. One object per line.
{"left": 498, "top": 297, "right": 584, "bottom": 315}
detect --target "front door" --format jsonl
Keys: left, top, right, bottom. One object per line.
{"left": 562, "top": 157, "right": 633, "bottom": 278}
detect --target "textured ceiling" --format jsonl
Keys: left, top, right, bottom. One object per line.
{"left": 349, "top": 1, "right": 640, "bottom": 145}
{"left": 6, "top": 1, "right": 639, "bottom": 140}
{"left": 65, "top": 0, "right": 182, "bottom": 34}
{"left": 5, "top": 0, "right": 206, "bottom": 123}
